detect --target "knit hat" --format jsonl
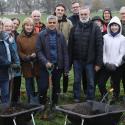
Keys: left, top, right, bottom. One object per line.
{"left": 92, "top": 16, "right": 104, "bottom": 24}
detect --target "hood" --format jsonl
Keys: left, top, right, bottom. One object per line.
{"left": 107, "top": 16, "right": 122, "bottom": 35}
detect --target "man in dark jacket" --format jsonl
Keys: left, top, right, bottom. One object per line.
{"left": 69, "top": 1, "right": 88, "bottom": 96}
{"left": 119, "top": 6, "right": 125, "bottom": 94}
{"left": 68, "top": 1, "right": 80, "bottom": 26}
{"left": 36, "top": 15, "right": 69, "bottom": 106}
{"left": 68, "top": 7, "right": 103, "bottom": 101}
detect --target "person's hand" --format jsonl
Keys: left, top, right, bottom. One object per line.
{"left": 31, "top": 53, "right": 36, "bottom": 58}
{"left": 11, "top": 64, "right": 20, "bottom": 68}
{"left": 105, "top": 63, "right": 117, "bottom": 71}
{"left": 95, "top": 65, "right": 101, "bottom": 72}
{"left": 64, "top": 72, "right": 69, "bottom": 76}
{"left": 46, "top": 62, "right": 53, "bottom": 69}
{"left": 122, "top": 55, "right": 125, "bottom": 61}
{"left": 11, "top": 64, "right": 21, "bottom": 72}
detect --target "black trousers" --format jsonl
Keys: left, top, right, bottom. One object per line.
{"left": 121, "top": 64, "right": 125, "bottom": 93}
{"left": 11, "top": 76, "right": 21, "bottom": 103}
{"left": 82, "top": 70, "right": 87, "bottom": 95}
{"left": 39, "top": 67, "right": 62, "bottom": 105}
{"left": 98, "top": 66, "right": 122, "bottom": 97}
{"left": 62, "top": 73, "right": 68, "bottom": 93}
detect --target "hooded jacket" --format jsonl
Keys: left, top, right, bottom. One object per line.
{"left": 103, "top": 16, "right": 125, "bottom": 66}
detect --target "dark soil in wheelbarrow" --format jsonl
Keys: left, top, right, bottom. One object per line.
{"left": 58, "top": 101, "right": 125, "bottom": 125}
{"left": 0, "top": 106, "right": 26, "bottom": 115}
{"left": 60, "top": 103, "right": 105, "bottom": 115}
{"left": 61, "top": 101, "right": 125, "bottom": 115}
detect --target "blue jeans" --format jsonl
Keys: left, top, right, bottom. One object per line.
{"left": 25, "top": 77, "right": 36, "bottom": 102}
{"left": 73, "top": 60, "right": 95, "bottom": 100}
{"left": 0, "top": 79, "right": 9, "bottom": 103}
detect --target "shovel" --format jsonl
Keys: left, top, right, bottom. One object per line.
{"left": 47, "top": 65, "right": 54, "bottom": 110}
{"left": 41, "top": 65, "right": 54, "bottom": 120}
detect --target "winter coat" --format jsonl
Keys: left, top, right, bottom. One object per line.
{"left": 103, "top": 16, "right": 125, "bottom": 67}
{"left": 34, "top": 22, "right": 46, "bottom": 33}
{"left": 68, "top": 14, "right": 79, "bottom": 26}
{"left": 57, "top": 18, "right": 73, "bottom": 43}
{"left": 36, "top": 28, "right": 69, "bottom": 73}
{"left": 8, "top": 35, "right": 21, "bottom": 78}
{"left": 17, "top": 32, "right": 40, "bottom": 78}
{"left": 121, "top": 21, "right": 125, "bottom": 36}
{"left": 68, "top": 20, "right": 103, "bottom": 67}
{"left": 0, "top": 32, "right": 19, "bottom": 80}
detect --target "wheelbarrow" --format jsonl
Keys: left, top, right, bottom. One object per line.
{"left": 56, "top": 100, "right": 125, "bottom": 125}
{"left": 0, "top": 103, "right": 44, "bottom": 125}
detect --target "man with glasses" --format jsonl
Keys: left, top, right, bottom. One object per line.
{"left": 119, "top": 7, "right": 125, "bottom": 94}
{"left": 69, "top": 1, "right": 88, "bottom": 98}
{"left": 68, "top": 7, "right": 103, "bottom": 101}
{"left": 69, "top": 1, "right": 80, "bottom": 26}
{"left": 36, "top": 15, "right": 69, "bottom": 106}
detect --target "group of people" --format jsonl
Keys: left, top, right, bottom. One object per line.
{"left": 0, "top": 1, "right": 125, "bottom": 107}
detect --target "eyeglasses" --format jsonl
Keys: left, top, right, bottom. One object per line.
{"left": 73, "top": 6, "right": 80, "bottom": 9}
{"left": 80, "top": 13, "right": 88, "bottom": 16}
{"left": 33, "top": 16, "right": 40, "bottom": 17}
{"left": 48, "top": 22, "right": 56, "bottom": 24}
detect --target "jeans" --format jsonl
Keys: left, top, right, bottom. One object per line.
{"left": 73, "top": 60, "right": 95, "bottom": 100}
{"left": 25, "top": 77, "right": 36, "bottom": 102}
{"left": 0, "top": 79, "right": 9, "bottom": 103}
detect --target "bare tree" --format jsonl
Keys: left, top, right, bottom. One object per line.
{"left": 0, "top": 1, "right": 7, "bottom": 15}
{"left": 91, "top": 0, "right": 103, "bottom": 12}
{"left": 15, "top": 0, "right": 23, "bottom": 13}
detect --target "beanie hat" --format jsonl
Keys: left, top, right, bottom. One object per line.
{"left": 92, "top": 16, "right": 104, "bottom": 24}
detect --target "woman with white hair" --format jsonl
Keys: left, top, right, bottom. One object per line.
{"left": 3, "top": 18, "right": 21, "bottom": 103}
{"left": 0, "top": 18, "right": 19, "bottom": 103}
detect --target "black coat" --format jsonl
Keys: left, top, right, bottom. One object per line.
{"left": 68, "top": 21, "right": 103, "bottom": 67}
{"left": 68, "top": 15, "right": 79, "bottom": 26}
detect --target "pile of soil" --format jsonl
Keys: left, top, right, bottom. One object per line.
{"left": 61, "top": 103, "right": 105, "bottom": 115}
{"left": 0, "top": 106, "right": 26, "bottom": 115}
{"left": 61, "top": 102, "right": 125, "bottom": 116}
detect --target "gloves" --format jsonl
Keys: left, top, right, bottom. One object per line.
{"left": 23, "top": 56, "right": 31, "bottom": 62}
{"left": 122, "top": 55, "right": 125, "bottom": 61}
{"left": 105, "top": 63, "right": 117, "bottom": 71}
{"left": 11, "top": 64, "right": 21, "bottom": 72}
{"left": 23, "top": 53, "right": 36, "bottom": 62}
